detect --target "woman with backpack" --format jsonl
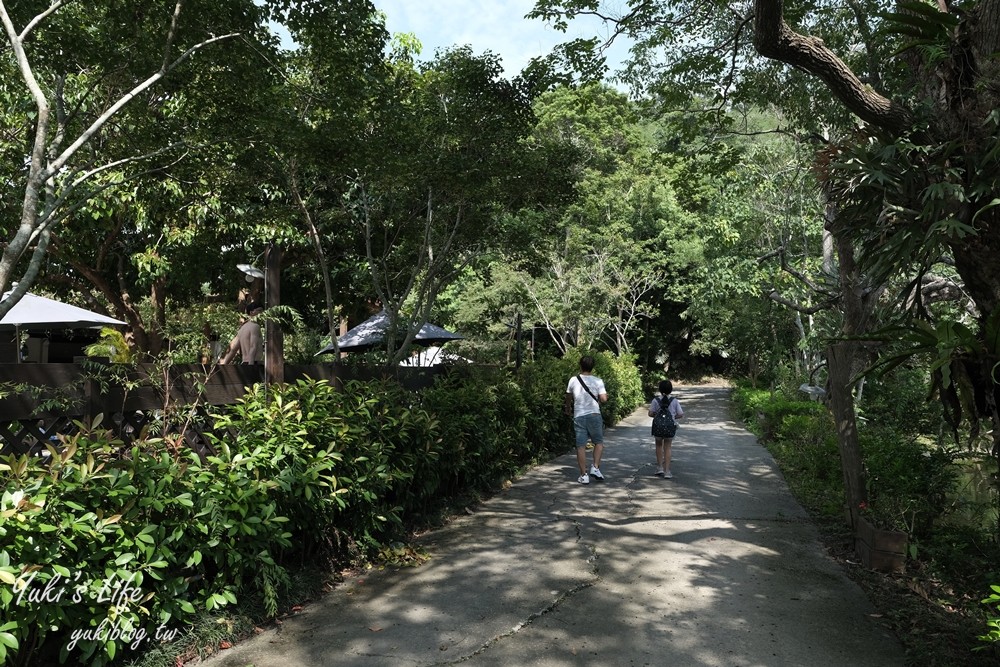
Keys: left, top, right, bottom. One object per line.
{"left": 649, "top": 380, "right": 684, "bottom": 478}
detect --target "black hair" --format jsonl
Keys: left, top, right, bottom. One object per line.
{"left": 245, "top": 302, "right": 263, "bottom": 314}
{"left": 658, "top": 380, "right": 673, "bottom": 396}
{"left": 580, "top": 355, "right": 595, "bottom": 372}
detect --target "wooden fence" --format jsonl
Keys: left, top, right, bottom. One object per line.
{"left": 0, "top": 362, "right": 444, "bottom": 457}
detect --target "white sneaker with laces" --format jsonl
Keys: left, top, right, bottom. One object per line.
{"left": 655, "top": 467, "right": 665, "bottom": 477}
{"left": 589, "top": 465, "right": 605, "bottom": 480}
{"left": 663, "top": 469, "right": 673, "bottom": 479}
{"left": 578, "top": 473, "right": 590, "bottom": 484}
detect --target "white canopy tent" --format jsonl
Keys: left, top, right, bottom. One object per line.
{"left": 0, "top": 291, "right": 126, "bottom": 330}
{"left": 398, "top": 346, "right": 472, "bottom": 367}
{"left": 0, "top": 289, "right": 126, "bottom": 363}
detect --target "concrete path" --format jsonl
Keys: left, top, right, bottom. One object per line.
{"left": 203, "top": 384, "right": 902, "bottom": 666}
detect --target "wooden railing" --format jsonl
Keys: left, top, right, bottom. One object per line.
{"left": 0, "top": 362, "right": 444, "bottom": 457}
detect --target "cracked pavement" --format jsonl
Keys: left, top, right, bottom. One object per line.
{"left": 202, "top": 384, "right": 903, "bottom": 667}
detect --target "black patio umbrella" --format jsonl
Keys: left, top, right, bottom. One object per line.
{"left": 316, "top": 310, "right": 463, "bottom": 354}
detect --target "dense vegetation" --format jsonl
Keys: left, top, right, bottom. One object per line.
{"left": 0, "top": 352, "right": 642, "bottom": 666}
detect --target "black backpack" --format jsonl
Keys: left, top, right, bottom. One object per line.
{"left": 651, "top": 395, "right": 678, "bottom": 438}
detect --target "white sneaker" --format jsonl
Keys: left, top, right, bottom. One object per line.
{"left": 655, "top": 467, "right": 665, "bottom": 477}
{"left": 578, "top": 473, "right": 590, "bottom": 484}
{"left": 663, "top": 469, "right": 673, "bottom": 479}
{"left": 589, "top": 465, "right": 605, "bottom": 480}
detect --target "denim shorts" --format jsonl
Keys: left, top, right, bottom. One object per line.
{"left": 573, "top": 413, "right": 604, "bottom": 447}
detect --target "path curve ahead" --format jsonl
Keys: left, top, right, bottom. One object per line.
{"left": 205, "top": 384, "right": 902, "bottom": 666}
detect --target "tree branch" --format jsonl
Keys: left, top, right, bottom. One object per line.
{"left": 752, "top": 0, "right": 913, "bottom": 134}
{"left": 31, "top": 143, "right": 188, "bottom": 239}
{"left": 47, "top": 31, "right": 239, "bottom": 177}
{"left": 14, "top": 0, "right": 70, "bottom": 41}
{"left": 768, "top": 289, "right": 836, "bottom": 314}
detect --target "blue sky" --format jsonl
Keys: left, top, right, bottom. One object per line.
{"left": 372, "top": 0, "right": 630, "bottom": 79}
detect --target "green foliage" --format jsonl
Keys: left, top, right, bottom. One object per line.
{"left": 282, "top": 327, "right": 328, "bottom": 365}
{"left": 734, "top": 385, "right": 845, "bottom": 516}
{"left": 528, "top": 0, "right": 877, "bottom": 133}
{"left": 980, "top": 585, "right": 1000, "bottom": 646}
{"left": 158, "top": 303, "right": 241, "bottom": 364}
{"left": 735, "top": 379, "right": 964, "bottom": 534}
{"left": 1, "top": 0, "right": 293, "bottom": 339}
{"left": 677, "top": 120, "right": 827, "bottom": 383}
{"left": 736, "top": 378, "right": 1000, "bottom": 663}
{"left": 514, "top": 355, "right": 578, "bottom": 450}
{"left": 602, "top": 353, "right": 646, "bottom": 424}
{"left": 342, "top": 44, "right": 569, "bottom": 363}
{"left": 864, "top": 307, "right": 1000, "bottom": 438}
{"left": 881, "top": 0, "right": 961, "bottom": 56}
{"left": 829, "top": 125, "right": 1000, "bottom": 293}
{"left": 2, "top": 359, "right": 623, "bottom": 665}
{"left": 208, "top": 378, "right": 432, "bottom": 564}
{"left": 861, "top": 434, "right": 959, "bottom": 536}
{"left": 729, "top": 384, "right": 774, "bottom": 427}
{"left": 419, "top": 369, "right": 534, "bottom": 497}
{"left": 0, "top": 619, "right": 16, "bottom": 664}
{"left": 0, "top": 380, "right": 85, "bottom": 415}
{"left": 857, "top": 365, "right": 939, "bottom": 438}
{"left": 504, "top": 84, "right": 702, "bottom": 356}
{"left": 736, "top": 376, "right": 976, "bottom": 539}
{"left": 84, "top": 328, "right": 134, "bottom": 363}
{"left": 756, "top": 394, "right": 828, "bottom": 443}
{"left": 0, "top": 424, "right": 288, "bottom": 666}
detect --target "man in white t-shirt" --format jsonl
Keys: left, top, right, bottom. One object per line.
{"left": 565, "top": 355, "right": 609, "bottom": 484}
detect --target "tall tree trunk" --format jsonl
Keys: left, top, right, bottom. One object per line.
{"left": 827, "top": 340, "right": 867, "bottom": 528}
{"left": 826, "top": 202, "right": 877, "bottom": 530}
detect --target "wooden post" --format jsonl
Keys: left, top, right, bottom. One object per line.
{"left": 339, "top": 315, "right": 348, "bottom": 359}
{"left": 83, "top": 363, "right": 109, "bottom": 426}
{"left": 265, "top": 245, "right": 284, "bottom": 386}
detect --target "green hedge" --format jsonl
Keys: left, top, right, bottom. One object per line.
{"left": 1, "top": 354, "right": 643, "bottom": 666}
{"left": 731, "top": 385, "right": 828, "bottom": 442}
{"left": 732, "top": 382, "right": 965, "bottom": 534}
{"left": 0, "top": 426, "right": 289, "bottom": 667}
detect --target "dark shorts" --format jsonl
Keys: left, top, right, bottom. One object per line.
{"left": 573, "top": 413, "right": 604, "bottom": 447}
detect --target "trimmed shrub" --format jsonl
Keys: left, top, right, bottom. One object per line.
{"left": 0, "top": 354, "right": 643, "bottom": 666}
{"left": 515, "top": 355, "right": 575, "bottom": 449}
{"left": 0, "top": 424, "right": 290, "bottom": 667}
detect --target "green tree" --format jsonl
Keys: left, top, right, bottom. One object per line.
{"left": 344, "top": 46, "right": 569, "bottom": 364}
{"left": 2, "top": 1, "right": 392, "bottom": 356}
{"left": 255, "top": 1, "right": 391, "bottom": 345}
{"left": 683, "top": 120, "right": 829, "bottom": 383}
{"left": 0, "top": 0, "right": 249, "bottom": 319}
{"left": 493, "top": 85, "right": 702, "bottom": 358}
